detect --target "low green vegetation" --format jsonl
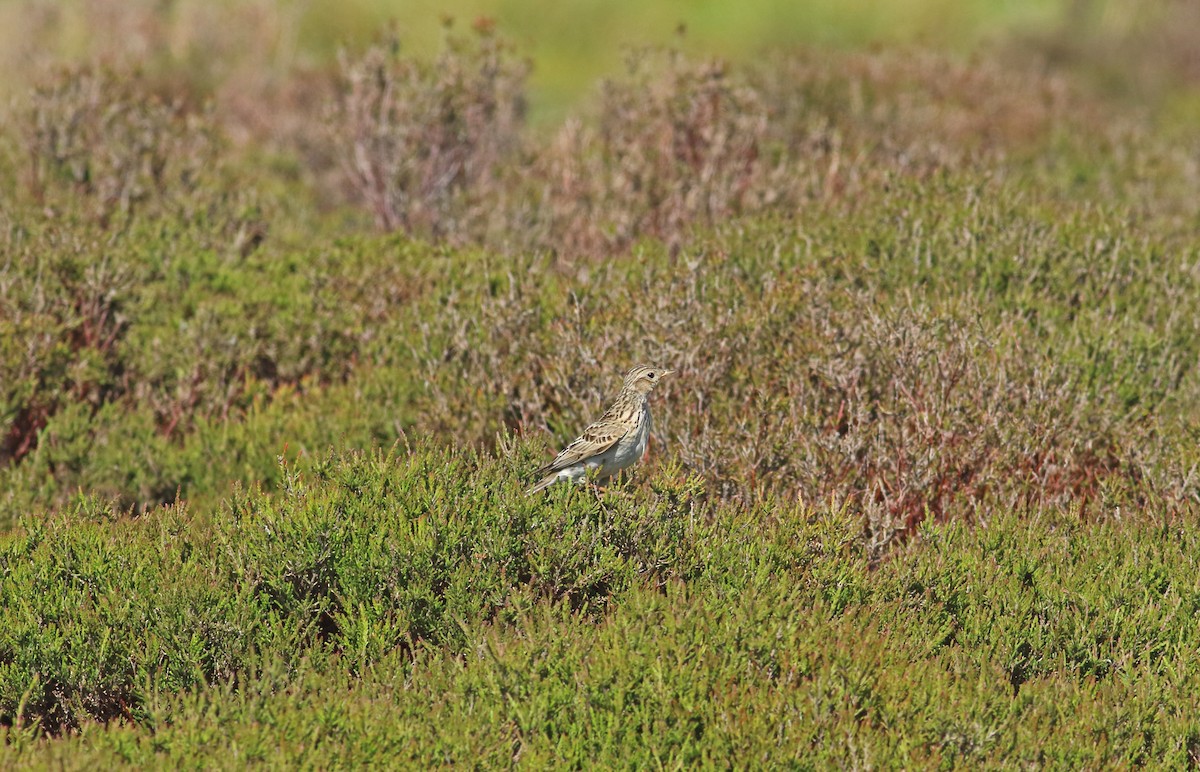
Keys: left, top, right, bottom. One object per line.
{"left": 1, "top": 0, "right": 1198, "bottom": 766}
{"left": 2, "top": 450, "right": 1198, "bottom": 766}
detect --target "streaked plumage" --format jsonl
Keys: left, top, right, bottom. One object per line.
{"left": 527, "top": 364, "right": 674, "bottom": 494}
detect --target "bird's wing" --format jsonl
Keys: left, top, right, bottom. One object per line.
{"left": 537, "top": 401, "right": 639, "bottom": 476}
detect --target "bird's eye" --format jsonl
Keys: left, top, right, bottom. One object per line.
{"left": 648, "top": 372, "right": 656, "bottom": 379}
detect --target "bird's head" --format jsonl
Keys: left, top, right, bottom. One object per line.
{"left": 623, "top": 364, "right": 674, "bottom": 395}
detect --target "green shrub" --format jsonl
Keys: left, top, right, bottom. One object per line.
{"left": 1, "top": 65, "right": 263, "bottom": 472}
{"left": 2, "top": 453, "right": 1198, "bottom": 765}
{"left": 5, "top": 34, "right": 1196, "bottom": 533}
{"left": 0, "top": 445, "right": 744, "bottom": 731}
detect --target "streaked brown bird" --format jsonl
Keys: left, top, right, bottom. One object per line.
{"left": 526, "top": 364, "right": 674, "bottom": 494}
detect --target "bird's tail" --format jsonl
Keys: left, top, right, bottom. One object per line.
{"left": 525, "top": 472, "right": 558, "bottom": 495}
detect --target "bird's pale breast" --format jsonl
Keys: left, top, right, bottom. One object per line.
{"left": 596, "top": 401, "right": 651, "bottom": 478}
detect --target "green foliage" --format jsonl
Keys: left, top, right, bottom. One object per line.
{"left": 1, "top": 8, "right": 1199, "bottom": 766}
{"left": 2, "top": 450, "right": 1199, "bottom": 765}
{"left": 3, "top": 60, "right": 1197, "bottom": 530}
{"left": 0, "top": 446, "right": 721, "bottom": 731}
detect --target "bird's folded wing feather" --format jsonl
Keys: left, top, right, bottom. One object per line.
{"left": 537, "top": 402, "right": 636, "bottom": 475}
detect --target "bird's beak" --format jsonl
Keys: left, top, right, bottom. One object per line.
{"left": 663, "top": 368, "right": 676, "bottom": 377}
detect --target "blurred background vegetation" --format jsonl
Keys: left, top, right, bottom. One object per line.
{"left": 2, "top": 0, "right": 1197, "bottom": 123}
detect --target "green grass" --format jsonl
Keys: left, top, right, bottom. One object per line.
{"left": 2, "top": 448, "right": 1198, "bottom": 766}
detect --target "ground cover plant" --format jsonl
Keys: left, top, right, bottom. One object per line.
{"left": 2, "top": 0, "right": 1199, "bottom": 766}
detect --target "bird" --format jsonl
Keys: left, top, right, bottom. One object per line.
{"left": 526, "top": 364, "right": 674, "bottom": 494}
